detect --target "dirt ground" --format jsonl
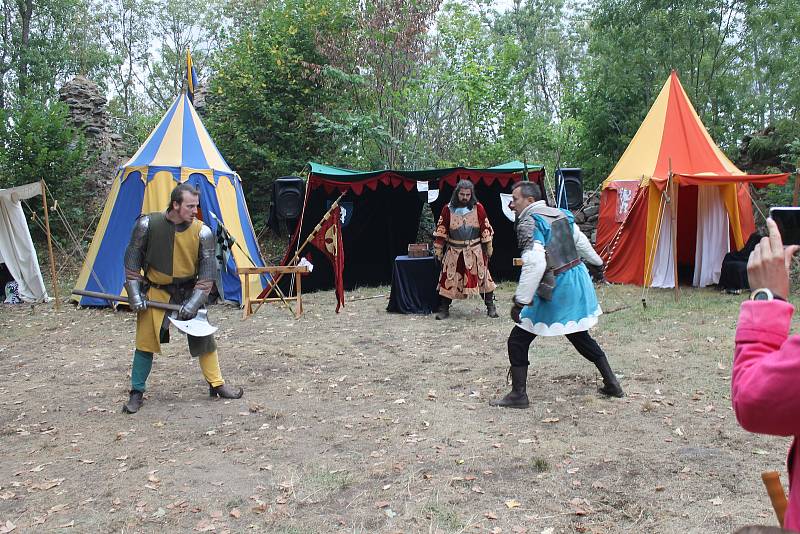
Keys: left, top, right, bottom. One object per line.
{"left": 0, "top": 282, "right": 794, "bottom": 533}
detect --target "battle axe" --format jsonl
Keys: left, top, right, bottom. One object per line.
{"left": 72, "top": 289, "right": 218, "bottom": 336}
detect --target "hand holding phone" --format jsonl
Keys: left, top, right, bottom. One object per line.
{"left": 769, "top": 207, "right": 800, "bottom": 246}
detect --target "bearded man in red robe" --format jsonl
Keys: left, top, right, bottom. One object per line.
{"left": 433, "top": 180, "right": 498, "bottom": 320}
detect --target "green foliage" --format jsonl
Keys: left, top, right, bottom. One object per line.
{"left": 0, "top": 99, "right": 90, "bottom": 239}
{"left": 204, "top": 0, "right": 344, "bottom": 228}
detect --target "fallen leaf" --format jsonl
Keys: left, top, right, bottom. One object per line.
{"left": 194, "top": 519, "right": 216, "bottom": 532}
{"left": 374, "top": 501, "right": 390, "bottom": 509}
{"left": 48, "top": 503, "right": 68, "bottom": 513}
{"left": 484, "top": 511, "right": 498, "bottom": 520}
{"left": 29, "top": 478, "right": 64, "bottom": 491}
{"left": 0, "top": 520, "right": 15, "bottom": 533}
{"left": 505, "top": 499, "right": 521, "bottom": 509}
{"left": 540, "top": 418, "right": 560, "bottom": 424}
{"left": 56, "top": 521, "right": 74, "bottom": 528}
{"left": 709, "top": 496, "right": 723, "bottom": 506}
{"left": 229, "top": 508, "right": 240, "bottom": 519}
{"left": 518, "top": 438, "right": 534, "bottom": 444}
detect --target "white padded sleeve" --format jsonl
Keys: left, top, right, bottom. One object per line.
{"left": 515, "top": 242, "right": 546, "bottom": 304}
{"left": 573, "top": 225, "right": 603, "bottom": 266}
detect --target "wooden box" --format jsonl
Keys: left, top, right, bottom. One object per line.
{"left": 408, "top": 243, "right": 430, "bottom": 258}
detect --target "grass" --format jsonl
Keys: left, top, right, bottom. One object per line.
{"left": 531, "top": 456, "right": 550, "bottom": 472}
{"left": 421, "top": 502, "right": 464, "bottom": 532}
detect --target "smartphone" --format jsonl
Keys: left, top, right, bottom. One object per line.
{"left": 770, "top": 207, "right": 800, "bottom": 245}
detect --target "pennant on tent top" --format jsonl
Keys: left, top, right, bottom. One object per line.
{"left": 186, "top": 48, "right": 198, "bottom": 104}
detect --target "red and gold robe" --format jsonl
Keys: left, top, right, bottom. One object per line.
{"left": 433, "top": 203, "right": 496, "bottom": 300}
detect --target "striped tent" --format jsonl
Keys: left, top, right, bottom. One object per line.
{"left": 74, "top": 92, "right": 266, "bottom": 306}
{"left": 595, "top": 71, "right": 788, "bottom": 288}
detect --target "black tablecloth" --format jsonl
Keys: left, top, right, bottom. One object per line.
{"left": 386, "top": 255, "right": 439, "bottom": 314}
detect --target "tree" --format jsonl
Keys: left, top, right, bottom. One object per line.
{"left": 204, "top": 0, "right": 344, "bottom": 227}
{"left": 571, "top": 0, "right": 750, "bottom": 187}
{"left": 0, "top": 0, "right": 109, "bottom": 110}
{"left": 0, "top": 98, "right": 90, "bottom": 239}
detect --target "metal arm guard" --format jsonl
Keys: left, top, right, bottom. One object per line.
{"left": 178, "top": 288, "right": 207, "bottom": 320}
{"left": 124, "top": 215, "right": 150, "bottom": 273}
{"left": 197, "top": 225, "right": 218, "bottom": 282}
{"left": 124, "top": 279, "right": 147, "bottom": 311}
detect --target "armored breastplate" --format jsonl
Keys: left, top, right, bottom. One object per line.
{"left": 545, "top": 216, "right": 579, "bottom": 271}
{"left": 449, "top": 207, "right": 481, "bottom": 241}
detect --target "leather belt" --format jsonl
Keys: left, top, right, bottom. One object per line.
{"left": 446, "top": 238, "right": 481, "bottom": 248}
{"left": 553, "top": 258, "right": 582, "bottom": 276}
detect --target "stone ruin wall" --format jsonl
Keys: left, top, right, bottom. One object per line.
{"left": 58, "top": 76, "right": 123, "bottom": 211}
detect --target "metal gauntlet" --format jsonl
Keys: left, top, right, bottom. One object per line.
{"left": 124, "top": 279, "right": 147, "bottom": 312}
{"left": 178, "top": 289, "right": 207, "bottom": 320}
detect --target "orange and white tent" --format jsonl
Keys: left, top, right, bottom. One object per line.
{"left": 595, "top": 71, "right": 788, "bottom": 288}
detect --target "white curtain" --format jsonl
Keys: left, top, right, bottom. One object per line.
{"left": 693, "top": 186, "right": 730, "bottom": 287}
{"left": 650, "top": 203, "right": 675, "bottom": 288}
{"left": 0, "top": 185, "right": 48, "bottom": 302}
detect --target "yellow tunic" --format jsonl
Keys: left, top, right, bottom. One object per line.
{"left": 135, "top": 219, "right": 202, "bottom": 354}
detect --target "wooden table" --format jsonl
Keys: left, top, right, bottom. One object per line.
{"left": 239, "top": 265, "right": 310, "bottom": 319}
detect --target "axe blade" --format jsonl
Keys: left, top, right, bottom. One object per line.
{"left": 168, "top": 309, "right": 218, "bottom": 336}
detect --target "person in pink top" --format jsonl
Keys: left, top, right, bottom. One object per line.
{"left": 733, "top": 217, "right": 800, "bottom": 531}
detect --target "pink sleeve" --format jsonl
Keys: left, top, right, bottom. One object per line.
{"left": 732, "top": 300, "right": 800, "bottom": 436}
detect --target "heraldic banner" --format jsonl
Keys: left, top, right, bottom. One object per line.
{"left": 310, "top": 206, "right": 345, "bottom": 312}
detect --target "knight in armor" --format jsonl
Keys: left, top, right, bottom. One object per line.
{"left": 433, "top": 180, "right": 498, "bottom": 319}
{"left": 121, "top": 183, "right": 244, "bottom": 414}
{"left": 490, "top": 181, "right": 623, "bottom": 409}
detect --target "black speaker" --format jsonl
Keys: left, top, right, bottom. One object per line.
{"left": 555, "top": 168, "right": 583, "bottom": 210}
{"left": 273, "top": 176, "right": 305, "bottom": 219}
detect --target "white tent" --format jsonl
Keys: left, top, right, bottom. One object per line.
{"left": 0, "top": 182, "right": 48, "bottom": 302}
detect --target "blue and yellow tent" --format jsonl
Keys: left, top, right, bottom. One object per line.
{"left": 74, "top": 92, "right": 266, "bottom": 306}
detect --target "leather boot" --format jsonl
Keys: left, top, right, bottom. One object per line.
{"left": 484, "top": 292, "right": 498, "bottom": 318}
{"left": 489, "top": 366, "right": 529, "bottom": 408}
{"left": 122, "top": 390, "right": 144, "bottom": 414}
{"left": 209, "top": 383, "right": 244, "bottom": 399}
{"left": 435, "top": 298, "right": 451, "bottom": 320}
{"left": 594, "top": 356, "right": 624, "bottom": 397}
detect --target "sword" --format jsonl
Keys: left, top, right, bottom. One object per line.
{"left": 72, "top": 289, "right": 218, "bottom": 336}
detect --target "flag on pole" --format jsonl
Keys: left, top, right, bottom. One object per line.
{"left": 186, "top": 48, "right": 198, "bottom": 103}
{"left": 214, "top": 221, "right": 236, "bottom": 275}
{"left": 309, "top": 206, "right": 345, "bottom": 312}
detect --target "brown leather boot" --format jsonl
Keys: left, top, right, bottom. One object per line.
{"left": 489, "top": 366, "right": 529, "bottom": 408}
{"left": 209, "top": 383, "right": 244, "bottom": 399}
{"left": 122, "top": 390, "right": 144, "bottom": 414}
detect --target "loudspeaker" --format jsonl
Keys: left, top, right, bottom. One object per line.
{"left": 273, "top": 176, "right": 305, "bottom": 220}
{"left": 555, "top": 168, "right": 583, "bottom": 210}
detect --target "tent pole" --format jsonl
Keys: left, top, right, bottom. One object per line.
{"left": 793, "top": 162, "right": 800, "bottom": 207}
{"left": 40, "top": 180, "right": 60, "bottom": 310}
{"left": 669, "top": 169, "right": 680, "bottom": 302}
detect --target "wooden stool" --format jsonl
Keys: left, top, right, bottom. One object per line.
{"left": 240, "top": 265, "right": 310, "bottom": 319}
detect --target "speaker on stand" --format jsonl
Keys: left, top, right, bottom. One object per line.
{"left": 268, "top": 176, "right": 306, "bottom": 236}
{"left": 555, "top": 168, "right": 583, "bottom": 210}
